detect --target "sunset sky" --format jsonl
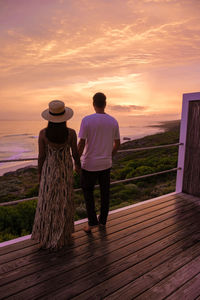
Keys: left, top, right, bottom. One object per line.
{"left": 1, "top": 0, "right": 200, "bottom": 129}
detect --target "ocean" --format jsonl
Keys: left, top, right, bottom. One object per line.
{"left": 0, "top": 120, "right": 165, "bottom": 176}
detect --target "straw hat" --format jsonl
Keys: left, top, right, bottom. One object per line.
{"left": 41, "top": 100, "right": 74, "bottom": 123}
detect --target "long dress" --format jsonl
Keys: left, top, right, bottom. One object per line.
{"left": 31, "top": 141, "right": 74, "bottom": 250}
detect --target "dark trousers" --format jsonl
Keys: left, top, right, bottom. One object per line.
{"left": 81, "top": 168, "right": 111, "bottom": 226}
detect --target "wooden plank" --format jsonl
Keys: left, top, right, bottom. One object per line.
{"left": 1, "top": 201, "right": 197, "bottom": 281}
{"left": 0, "top": 239, "right": 38, "bottom": 257}
{"left": 70, "top": 193, "right": 199, "bottom": 243}
{"left": 0, "top": 193, "right": 198, "bottom": 298}
{"left": 69, "top": 194, "right": 180, "bottom": 238}
{"left": 38, "top": 226, "right": 200, "bottom": 300}
{"left": 105, "top": 244, "right": 200, "bottom": 299}
{"left": 134, "top": 254, "right": 200, "bottom": 300}
{"left": 1, "top": 206, "right": 198, "bottom": 288}
{"left": 73, "top": 194, "right": 189, "bottom": 240}
{"left": 72, "top": 240, "right": 200, "bottom": 300}
{"left": 0, "top": 198, "right": 196, "bottom": 273}
{"left": 177, "top": 192, "right": 200, "bottom": 203}
{"left": 74, "top": 193, "right": 179, "bottom": 231}
{"left": 105, "top": 246, "right": 200, "bottom": 300}
{"left": 165, "top": 272, "right": 200, "bottom": 300}
{"left": 0, "top": 196, "right": 197, "bottom": 269}
{"left": 0, "top": 193, "right": 191, "bottom": 257}
{"left": 0, "top": 194, "right": 178, "bottom": 257}
{"left": 2, "top": 211, "right": 200, "bottom": 300}
{"left": 1, "top": 224, "right": 196, "bottom": 299}
{"left": 1, "top": 203, "right": 196, "bottom": 285}
{"left": 0, "top": 197, "right": 186, "bottom": 264}
{"left": 0, "top": 244, "right": 41, "bottom": 266}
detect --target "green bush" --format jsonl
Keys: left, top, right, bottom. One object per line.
{"left": 0, "top": 122, "right": 179, "bottom": 241}
{"left": 25, "top": 184, "right": 39, "bottom": 198}
{"left": 75, "top": 205, "right": 87, "bottom": 220}
{"left": 0, "top": 200, "right": 37, "bottom": 238}
{"left": 135, "top": 166, "right": 155, "bottom": 176}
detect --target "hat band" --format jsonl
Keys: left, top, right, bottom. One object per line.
{"left": 49, "top": 110, "right": 65, "bottom": 116}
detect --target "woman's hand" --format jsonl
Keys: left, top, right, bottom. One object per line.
{"left": 75, "top": 164, "right": 81, "bottom": 175}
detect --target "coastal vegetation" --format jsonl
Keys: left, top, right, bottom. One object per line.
{"left": 0, "top": 120, "right": 180, "bottom": 242}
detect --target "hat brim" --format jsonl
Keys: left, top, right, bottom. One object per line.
{"left": 41, "top": 107, "right": 74, "bottom": 123}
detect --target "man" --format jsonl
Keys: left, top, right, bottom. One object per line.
{"left": 78, "top": 92, "right": 120, "bottom": 232}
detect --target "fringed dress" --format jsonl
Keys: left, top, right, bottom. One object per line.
{"left": 31, "top": 142, "right": 74, "bottom": 250}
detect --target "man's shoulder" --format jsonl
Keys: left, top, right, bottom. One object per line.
{"left": 105, "top": 114, "right": 119, "bottom": 125}
{"left": 81, "top": 113, "right": 119, "bottom": 126}
{"left": 106, "top": 113, "right": 118, "bottom": 121}
{"left": 81, "top": 113, "right": 96, "bottom": 122}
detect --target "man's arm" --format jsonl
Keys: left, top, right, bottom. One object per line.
{"left": 112, "top": 139, "right": 120, "bottom": 157}
{"left": 78, "top": 138, "right": 86, "bottom": 157}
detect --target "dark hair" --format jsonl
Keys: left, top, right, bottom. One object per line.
{"left": 93, "top": 92, "right": 106, "bottom": 108}
{"left": 46, "top": 122, "right": 68, "bottom": 144}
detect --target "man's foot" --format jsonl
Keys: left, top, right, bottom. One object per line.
{"left": 98, "top": 216, "right": 106, "bottom": 227}
{"left": 83, "top": 224, "right": 98, "bottom": 233}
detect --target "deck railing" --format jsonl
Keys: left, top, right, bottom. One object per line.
{"left": 0, "top": 143, "right": 182, "bottom": 206}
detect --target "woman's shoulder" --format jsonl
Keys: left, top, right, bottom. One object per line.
{"left": 68, "top": 127, "right": 77, "bottom": 136}
{"left": 39, "top": 128, "right": 46, "bottom": 137}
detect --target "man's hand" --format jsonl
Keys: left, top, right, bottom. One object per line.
{"left": 75, "top": 164, "right": 82, "bottom": 175}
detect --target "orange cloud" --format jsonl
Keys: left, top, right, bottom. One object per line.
{"left": 0, "top": 0, "right": 200, "bottom": 123}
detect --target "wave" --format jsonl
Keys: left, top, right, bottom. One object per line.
{"left": 2, "top": 133, "right": 31, "bottom": 138}
{"left": 0, "top": 150, "right": 32, "bottom": 154}
{"left": 29, "top": 135, "right": 38, "bottom": 139}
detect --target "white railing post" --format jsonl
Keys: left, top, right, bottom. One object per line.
{"left": 176, "top": 94, "right": 189, "bottom": 193}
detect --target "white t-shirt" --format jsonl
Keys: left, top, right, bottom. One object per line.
{"left": 79, "top": 113, "right": 120, "bottom": 171}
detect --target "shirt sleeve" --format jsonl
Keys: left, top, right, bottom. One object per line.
{"left": 114, "top": 121, "right": 120, "bottom": 140}
{"left": 78, "top": 118, "right": 87, "bottom": 139}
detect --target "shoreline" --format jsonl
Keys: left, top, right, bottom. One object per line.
{"left": 0, "top": 161, "right": 37, "bottom": 177}
{"left": 0, "top": 119, "right": 180, "bottom": 205}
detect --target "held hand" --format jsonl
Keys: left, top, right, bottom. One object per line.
{"left": 75, "top": 165, "right": 82, "bottom": 175}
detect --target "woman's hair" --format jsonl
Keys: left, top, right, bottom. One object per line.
{"left": 46, "top": 121, "right": 68, "bottom": 144}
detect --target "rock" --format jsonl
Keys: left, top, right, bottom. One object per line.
{"left": 123, "top": 137, "right": 131, "bottom": 141}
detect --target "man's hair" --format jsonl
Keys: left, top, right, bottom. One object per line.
{"left": 93, "top": 92, "right": 106, "bottom": 108}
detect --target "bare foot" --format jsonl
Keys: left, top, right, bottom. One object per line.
{"left": 83, "top": 224, "right": 98, "bottom": 233}
{"left": 83, "top": 225, "right": 92, "bottom": 233}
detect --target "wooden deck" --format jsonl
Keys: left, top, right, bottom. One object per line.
{"left": 1, "top": 192, "right": 200, "bottom": 299}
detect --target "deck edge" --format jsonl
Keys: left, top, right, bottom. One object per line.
{"left": 0, "top": 192, "right": 177, "bottom": 248}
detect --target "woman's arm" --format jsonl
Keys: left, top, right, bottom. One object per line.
{"left": 78, "top": 138, "right": 85, "bottom": 157}
{"left": 70, "top": 129, "right": 81, "bottom": 173}
{"left": 38, "top": 130, "right": 46, "bottom": 181}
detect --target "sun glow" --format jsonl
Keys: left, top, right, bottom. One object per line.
{"left": 0, "top": 0, "right": 200, "bottom": 123}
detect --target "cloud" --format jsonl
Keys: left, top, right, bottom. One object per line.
{"left": 0, "top": 0, "right": 200, "bottom": 122}
{"left": 109, "top": 105, "right": 147, "bottom": 112}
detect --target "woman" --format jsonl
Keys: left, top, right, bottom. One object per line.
{"left": 31, "top": 100, "right": 81, "bottom": 250}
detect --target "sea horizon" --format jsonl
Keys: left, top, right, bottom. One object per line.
{"left": 0, "top": 119, "right": 176, "bottom": 176}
